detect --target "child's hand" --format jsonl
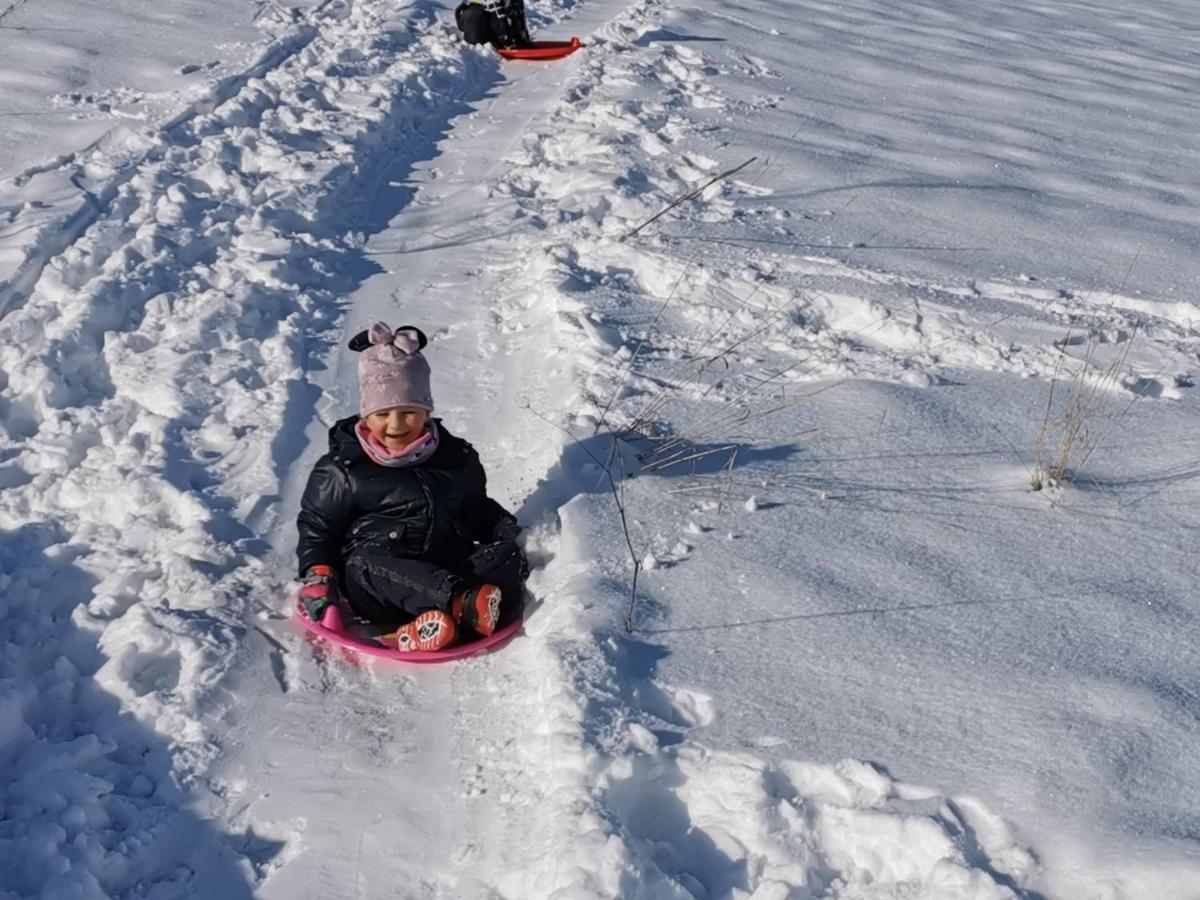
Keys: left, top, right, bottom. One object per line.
{"left": 492, "top": 518, "right": 521, "bottom": 544}
{"left": 300, "top": 565, "right": 338, "bottom": 622}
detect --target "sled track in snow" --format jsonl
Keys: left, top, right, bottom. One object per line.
{"left": 348, "top": 0, "right": 1066, "bottom": 893}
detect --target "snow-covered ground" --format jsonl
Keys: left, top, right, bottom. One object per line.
{"left": 2, "top": 0, "right": 1198, "bottom": 897}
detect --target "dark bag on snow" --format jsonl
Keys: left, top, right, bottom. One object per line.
{"left": 455, "top": 2, "right": 493, "bottom": 45}
{"left": 455, "top": 0, "right": 529, "bottom": 49}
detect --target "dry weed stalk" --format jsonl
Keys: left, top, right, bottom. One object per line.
{"left": 1031, "top": 324, "right": 1137, "bottom": 491}
{"left": 524, "top": 403, "right": 644, "bottom": 633}
{"left": 622, "top": 157, "right": 759, "bottom": 241}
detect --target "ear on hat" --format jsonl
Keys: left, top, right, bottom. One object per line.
{"left": 347, "top": 325, "right": 428, "bottom": 352}
{"left": 394, "top": 326, "right": 428, "bottom": 351}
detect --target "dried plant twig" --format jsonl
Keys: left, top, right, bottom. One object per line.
{"left": 621, "top": 157, "right": 759, "bottom": 241}
{"left": 524, "top": 402, "right": 644, "bottom": 633}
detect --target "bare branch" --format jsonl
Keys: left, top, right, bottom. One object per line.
{"left": 523, "top": 402, "right": 644, "bottom": 633}
{"left": 621, "top": 157, "right": 759, "bottom": 241}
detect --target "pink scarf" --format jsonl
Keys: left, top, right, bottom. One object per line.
{"left": 355, "top": 420, "right": 440, "bottom": 468}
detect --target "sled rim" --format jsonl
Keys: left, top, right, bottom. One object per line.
{"left": 498, "top": 36, "right": 582, "bottom": 60}
{"left": 294, "top": 596, "right": 523, "bottom": 663}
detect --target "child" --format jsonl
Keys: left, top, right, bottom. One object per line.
{"left": 295, "top": 323, "right": 526, "bottom": 652}
{"left": 455, "top": 0, "right": 530, "bottom": 50}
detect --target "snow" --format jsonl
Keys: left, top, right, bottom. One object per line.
{"left": 2, "top": 0, "right": 1199, "bottom": 897}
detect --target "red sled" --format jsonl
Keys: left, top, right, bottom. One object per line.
{"left": 498, "top": 37, "right": 582, "bottom": 61}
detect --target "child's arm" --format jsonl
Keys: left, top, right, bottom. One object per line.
{"left": 296, "top": 458, "right": 354, "bottom": 576}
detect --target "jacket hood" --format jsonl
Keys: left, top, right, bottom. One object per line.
{"left": 328, "top": 415, "right": 363, "bottom": 457}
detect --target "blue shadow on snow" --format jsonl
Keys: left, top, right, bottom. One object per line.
{"left": 0, "top": 524, "right": 274, "bottom": 897}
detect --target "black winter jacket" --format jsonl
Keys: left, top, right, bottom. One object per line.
{"left": 296, "top": 417, "right": 515, "bottom": 576}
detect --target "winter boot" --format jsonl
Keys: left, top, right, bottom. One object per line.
{"left": 452, "top": 583, "right": 502, "bottom": 637}
{"left": 381, "top": 609, "right": 457, "bottom": 652}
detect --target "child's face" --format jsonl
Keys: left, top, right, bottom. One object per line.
{"left": 365, "top": 406, "right": 430, "bottom": 451}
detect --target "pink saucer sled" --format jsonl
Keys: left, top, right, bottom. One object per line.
{"left": 294, "top": 596, "right": 523, "bottom": 664}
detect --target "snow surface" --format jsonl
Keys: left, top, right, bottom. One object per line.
{"left": 2, "top": 0, "right": 1199, "bottom": 897}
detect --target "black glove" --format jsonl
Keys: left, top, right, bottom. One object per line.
{"left": 492, "top": 518, "right": 521, "bottom": 544}
{"left": 469, "top": 538, "right": 529, "bottom": 586}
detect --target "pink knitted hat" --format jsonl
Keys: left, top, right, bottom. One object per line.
{"left": 353, "top": 323, "right": 434, "bottom": 417}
